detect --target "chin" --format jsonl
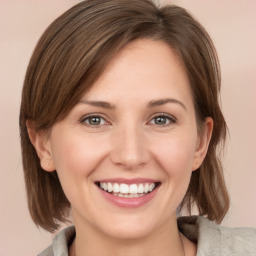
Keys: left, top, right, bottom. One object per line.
{"left": 105, "top": 224, "right": 154, "bottom": 240}
{"left": 97, "top": 214, "right": 162, "bottom": 241}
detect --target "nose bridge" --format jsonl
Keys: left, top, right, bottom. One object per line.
{"left": 110, "top": 121, "right": 149, "bottom": 169}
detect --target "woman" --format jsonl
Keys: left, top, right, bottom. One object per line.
{"left": 19, "top": 0, "right": 256, "bottom": 255}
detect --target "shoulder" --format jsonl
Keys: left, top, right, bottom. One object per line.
{"left": 178, "top": 216, "right": 256, "bottom": 256}
{"left": 38, "top": 226, "right": 75, "bottom": 256}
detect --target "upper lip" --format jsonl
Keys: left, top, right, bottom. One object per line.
{"left": 95, "top": 178, "right": 159, "bottom": 185}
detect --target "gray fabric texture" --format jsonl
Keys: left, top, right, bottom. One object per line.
{"left": 38, "top": 216, "right": 256, "bottom": 256}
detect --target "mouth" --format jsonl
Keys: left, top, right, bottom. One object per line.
{"left": 95, "top": 181, "right": 161, "bottom": 198}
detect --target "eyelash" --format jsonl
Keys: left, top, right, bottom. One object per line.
{"left": 148, "top": 113, "right": 177, "bottom": 126}
{"left": 80, "top": 114, "right": 109, "bottom": 127}
{"left": 80, "top": 113, "right": 177, "bottom": 128}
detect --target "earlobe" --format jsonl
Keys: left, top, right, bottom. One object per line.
{"left": 26, "top": 120, "right": 55, "bottom": 172}
{"left": 192, "top": 117, "right": 213, "bottom": 171}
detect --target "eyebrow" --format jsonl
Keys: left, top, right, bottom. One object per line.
{"left": 78, "top": 98, "right": 186, "bottom": 111}
{"left": 147, "top": 98, "right": 187, "bottom": 111}
{"left": 78, "top": 99, "right": 115, "bottom": 109}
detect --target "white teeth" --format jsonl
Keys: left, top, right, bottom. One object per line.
{"left": 119, "top": 193, "right": 145, "bottom": 198}
{"left": 113, "top": 183, "right": 120, "bottom": 193}
{"left": 99, "top": 182, "right": 157, "bottom": 195}
{"left": 137, "top": 184, "right": 144, "bottom": 193}
{"left": 148, "top": 183, "right": 155, "bottom": 192}
{"left": 107, "top": 182, "right": 113, "bottom": 193}
{"left": 120, "top": 183, "right": 129, "bottom": 193}
{"left": 144, "top": 183, "right": 149, "bottom": 193}
{"left": 103, "top": 183, "right": 108, "bottom": 191}
{"left": 129, "top": 184, "right": 137, "bottom": 194}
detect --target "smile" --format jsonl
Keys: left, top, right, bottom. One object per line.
{"left": 96, "top": 181, "right": 160, "bottom": 198}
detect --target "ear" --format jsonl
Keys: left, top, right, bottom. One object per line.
{"left": 192, "top": 117, "right": 213, "bottom": 171}
{"left": 26, "top": 120, "right": 55, "bottom": 172}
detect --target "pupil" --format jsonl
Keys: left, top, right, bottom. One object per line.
{"left": 155, "top": 117, "right": 166, "bottom": 125}
{"left": 90, "top": 117, "right": 100, "bottom": 125}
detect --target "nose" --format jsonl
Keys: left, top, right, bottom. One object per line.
{"left": 109, "top": 125, "right": 150, "bottom": 170}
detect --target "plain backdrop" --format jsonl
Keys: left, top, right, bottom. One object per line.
{"left": 0, "top": 0, "right": 255, "bottom": 255}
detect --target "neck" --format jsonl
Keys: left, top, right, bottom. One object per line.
{"left": 70, "top": 216, "right": 186, "bottom": 256}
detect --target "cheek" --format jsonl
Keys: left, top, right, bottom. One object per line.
{"left": 49, "top": 132, "right": 110, "bottom": 201}
{"left": 154, "top": 134, "right": 197, "bottom": 176}
{"left": 50, "top": 137, "right": 111, "bottom": 220}
{"left": 154, "top": 135, "right": 197, "bottom": 208}
{"left": 51, "top": 133, "right": 107, "bottom": 176}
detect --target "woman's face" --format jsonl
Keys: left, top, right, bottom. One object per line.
{"left": 41, "top": 39, "right": 211, "bottom": 239}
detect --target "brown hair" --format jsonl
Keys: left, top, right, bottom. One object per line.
{"left": 20, "top": 0, "right": 229, "bottom": 232}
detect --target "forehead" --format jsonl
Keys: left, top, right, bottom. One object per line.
{"left": 82, "top": 39, "right": 193, "bottom": 108}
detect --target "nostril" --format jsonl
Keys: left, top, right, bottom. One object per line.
{"left": 109, "top": 134, "right": 150, "bottom": 169}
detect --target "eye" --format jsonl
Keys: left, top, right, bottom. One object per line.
{"left": 148, "top": 113, "right": 176, "bottom": 126}
{"left": 81, "top": 114, "right": 108, "bottom": 127}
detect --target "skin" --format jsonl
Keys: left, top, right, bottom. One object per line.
{"left": 30, "top": 39, "right": 213, "bottom": 256}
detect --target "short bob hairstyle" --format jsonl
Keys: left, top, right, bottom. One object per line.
{"left": 20, "top": 0, "right": 229, "bottom": 232}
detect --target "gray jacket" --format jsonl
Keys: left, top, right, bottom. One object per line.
{"left": 38, "top": 216, "right": 256, "bottom": 256}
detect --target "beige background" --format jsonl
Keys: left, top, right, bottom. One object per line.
{"left": 0, "top": 0, "right": 255, "bottom": 255}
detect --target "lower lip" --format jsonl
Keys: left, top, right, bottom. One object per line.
{"left": 97, "top": 185, "right": 160, "bottom": 208}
